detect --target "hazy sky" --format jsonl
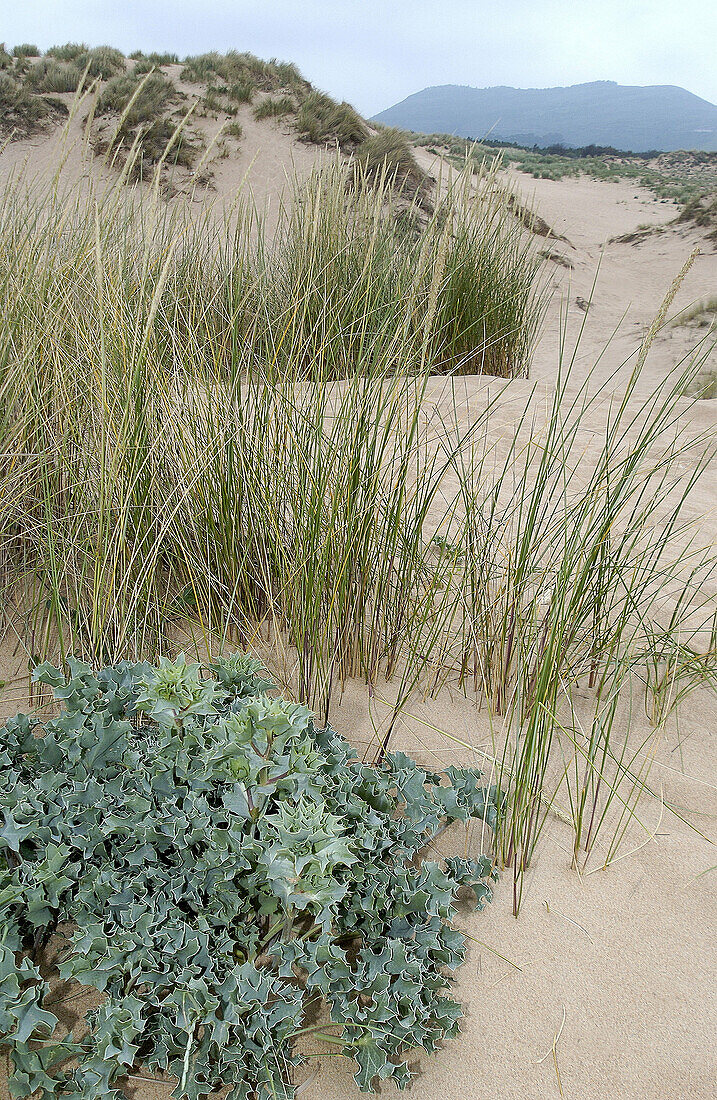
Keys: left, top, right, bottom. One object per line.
{"left": 3, "top": 1, "right": 716, "bottom": 117}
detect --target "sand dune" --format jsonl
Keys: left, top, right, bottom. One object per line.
{"left": 0, "top": 118, "right": 715, "bottom": 1100}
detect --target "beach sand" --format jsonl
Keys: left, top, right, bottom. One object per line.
{"left": 1, "top": 125, "right": 715, "bottom": 1100}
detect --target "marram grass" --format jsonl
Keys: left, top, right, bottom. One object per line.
{"left": 0, "top": 152, "right": 715, "bottom": 910}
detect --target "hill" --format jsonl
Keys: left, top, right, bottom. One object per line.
{"left": 0, "top": 44, "right": 428, "bottom": 210}
{"left": 373, "top": 80, "right": 717, "bottom": 152}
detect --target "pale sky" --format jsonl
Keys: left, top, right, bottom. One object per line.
{"left": 3, "top": 0, "right": 716, "bottom": 117}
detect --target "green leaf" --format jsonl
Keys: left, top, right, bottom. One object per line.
{"left": 0, "top": 651, "right": 497, "bottom": 1098}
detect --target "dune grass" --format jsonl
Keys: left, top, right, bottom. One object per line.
{"left": 180, "top": 51, "right": 310, "bottom": 98}
{"left": 95, "top": 69, "right": 198, "bottom": 174}
{"left": 45, "top": 42, "right": 90, "bottom": 62}
{"left": 0, "top": 151, "right": 714, "bottom": 910}
{"left": 253, "top": 94, "right": 295, "bottom": 120}
{"left": 129, "top": 50, "right": 180, "bottom": 66}
{"left": 296, "top": 90, "right": 367, "bottom": 148}
{"left": 0, "top": 71, "right": 52, "bottom": 134}
{"left": 4, "top": 43, "right": 429, "bottom": 199}
{"left": 670, "top": 296, "right": 717, "bottom": 327}
{"left": 678, "top": 194, "right": 717, "bottom": 241}
{"left": 11, "top": 44, "right": 40, "bottom": 58}
{"left": 24, "top": 57, "right": 84, "bottom": 93}
{"left": 352, "top": 128, "right": 429, "bottom": 204}
{"left": 40, "top": 44, "right": 126, "bottom": 80}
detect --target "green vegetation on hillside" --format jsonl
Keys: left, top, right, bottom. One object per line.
{"left": 129, "top": 49, "right": 180, "bottom": 66}
{"left": 678, "top": 192, "right": 717, "bottom": 240}
{"left": 0, "top": 70, "right": 66, "bottom": 136}
{"left": 296, "top": 89, "right": 367, "bottom": 147}
{"left": 253, "top": 93, "right": 295, "bottom": 119}
{"left": 10, "top": 43, "right": 39, "bottom": 57}
{"left": 3, "top": 43, "right": 427, "bottom": 199}
{"left": 24, "top": 56, "right": 85, "bottom": 93}
{"left": 412, "top": 130, "right": 717, "bottom": 212}
{"left": 95, "top": 69, "right": 199, "bottom": 174}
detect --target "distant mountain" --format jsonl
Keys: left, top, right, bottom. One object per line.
{"left": 372, "top": 81, "right": 717, "bottom": 152}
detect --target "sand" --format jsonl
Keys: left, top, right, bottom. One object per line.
{"left": 1, "top": 123, "right": 716, "bottom": 1100}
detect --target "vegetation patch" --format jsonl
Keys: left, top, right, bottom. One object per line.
{"left": 180, "top": 51, "right": 310, "bottom": 98}
{"left": 0, "top": 72, "right": 52, "bottom": 136}
{"left": 1, "top": 103, "right": 714, "bottom": 918}
{"left": 24, "top": 57, "right": 84, "bottom": 94}
{"left": 0, "top": 653, "right": 497, "bottom": 1098}
{"left": 130, "top": 50, "right": 179, "bottom": 66}
{"left": 3, "top": 42, "right": 427, "bottom": 196}
{"left": 296, "top": 90, "right": 367, "bottom": 148}
{"left": 353, "top": 128, "right": 429, "bottom": 201}
{"left": 228, "top": 79, "right": 255, "bottom": 104}
{"left": 608, "top": 224, "right": 665, "bottom": 245}
{"left": 505, "top": 193, "right": 570, "bottom": 242}
{"left": 671, "top": 296, "right": 717, "bottom": 327}
{"left": 96, "top": 70, "right": 199, "bottom": 174}
{"left": 40, "top": 44, "right": 127, "bottom": 80}
{"left": 678, "top": 193, "right": 717, "bottom": 241}
{"left": 45, "top": 43, "right": 90, "bottom": 62}
{"left": 253, "top": 94, "right": 295, "bottom": 120}
{"left": 684, "top": 364, "right": 717, "bottom": 399}
{"left": 11, "top": 44, "right": 40, "bottom": 58}
{"left": 538, "top": 248, "right": 573, "bottom": 268}
{"left": 411, "top": 130, "right": 717, "bottom": 210}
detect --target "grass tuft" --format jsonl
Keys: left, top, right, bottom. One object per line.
{"left": 24, "top": 57, "right": 83, "bottom": 93}
{"left": 296, "top": 90, "right": 367, "bottom": 148}
{"left": 228, "top": 79, "right": 254, "bottom": 104}
{"left": 352, "top": 128, "right": 429, "bottom": 201}
{"left": 253, "top": 94, "right": 295, "bottom": 120}
{"left": 11, "top": 44, "right": 40, "bottom": 58}
{"left": 678, "top": 194, "right": 717, "bottom": 241}
{"left": 95, "top": 69, "right": 198, "bottom": 174}
{"left": 0, "top": 71, "right": 50, "bottom": 134}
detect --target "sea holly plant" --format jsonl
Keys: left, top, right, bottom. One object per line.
{"left": 0, "top": 654, "right": 498, "bottom": 1099}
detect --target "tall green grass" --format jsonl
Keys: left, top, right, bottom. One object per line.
{"left": 0, "top": 154, "right": 714, "bottom": 908}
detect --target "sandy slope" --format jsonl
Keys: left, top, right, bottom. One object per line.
{"left": 0, "top": 68, "right": 328, "bottom": 219}
{"left": 0, "top": 130, "right": 715, "bottom": 1100}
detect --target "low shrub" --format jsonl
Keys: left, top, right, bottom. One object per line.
{"left": 11, "top": 44, "right": 40, "bottom": 57}
{"left": 0, "top": 653, "right": 498, "bottom": 1098}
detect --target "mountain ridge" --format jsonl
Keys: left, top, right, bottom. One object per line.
{"left": 372, "top": 80, "right": 717, "bottom": 152}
